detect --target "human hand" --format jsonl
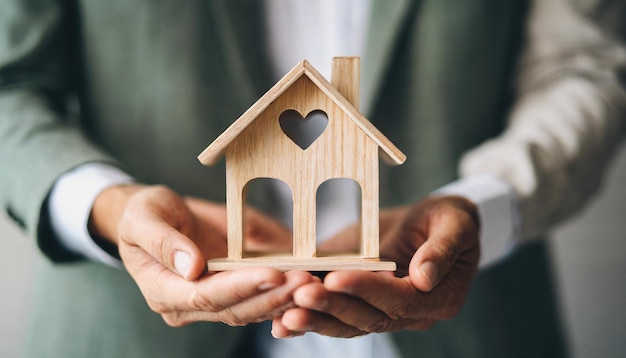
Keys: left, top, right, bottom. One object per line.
{"left": 89, "top": 184, "right": 314, "bottom": 327}
{"left": 272, "top": 196, "right": 480, "bottom": 338}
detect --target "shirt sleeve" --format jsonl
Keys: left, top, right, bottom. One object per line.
{"left": 435, "top": 174, "right": 520, "bottom": 269}
{"left": 457, "top": 0, "right": 626, "bottom": 241}
{"left": 48, "top": 163, "right": 134, "bottom": 267}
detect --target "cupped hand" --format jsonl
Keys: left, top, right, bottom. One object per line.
{"left": 89, "top": 184, "right": 314, "bottom": 327}
{"left": 272, "top": 196, "right": 480, "bottom": 338}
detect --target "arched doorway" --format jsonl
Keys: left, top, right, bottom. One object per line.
{"left": 316, "top": 178, "right": 362, "bottom": 257}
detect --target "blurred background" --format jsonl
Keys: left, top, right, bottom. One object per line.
{"left": 1, "top": 143, "right": 626, "bottom": 357}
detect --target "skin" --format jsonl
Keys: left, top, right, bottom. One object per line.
{"left": 90, "top": 185, "right": 479, "bottom": 336}
{"left": 89, "top": 184, "right": 316, "bottom": 327}
{"left": 272, "top": 196, "right": 481, "bottom": 338}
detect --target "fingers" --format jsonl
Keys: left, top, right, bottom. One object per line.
{"left": 112, "top": 186, "right": 319, "bottom": 327}
{"left": 166, "top": 270, "right": 312, "bottom": 327}
{"left": 271, "top": 318, "right": 304, "bottom": 338}
{"left": 272, "top": 197, "right": 481, "bottom": 338}
{"left": 127, "top": 241, "right": 319, "bottom": 327}
{"left": 274, "top": 270, "right": 452, "bottom": 338}
{"left": 188, "top": 269, "right": 288, "bottom": 311}
{"left": 322, "top": 271, "right": 433, "bottom": 321}
{"left": 292, "top": 282, "right": 392, "bottom": 333}
{"left": 132, "top": 265, "right": 281, "bottom": 310}
{"left": 280, "top": 308, "right": 367, "bottom": 338}
{"left": 317, "top": 224, "right": 360, "bottom": 253}
{"left": 131, "top": 261, "right": 311, "bottom": 326}
{"left": 283, "top": 279, "right": 437, "bottom": 336}
{"left": 207, "top": 270, "right": 312, "bottom": 324}
{"left": 279, "top": 307, "right": 434, "bottom": 337}
{"left": 318, "top": 207, "right": 411, "bottom": 253}
{"left": 243, "top": 208, "right": 292, "bottom": 253}
{"left": 184, "top": 197, "right": 228, "bottom": 232}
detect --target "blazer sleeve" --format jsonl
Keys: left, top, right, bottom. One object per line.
{"left": 459, "top": 0, "right": 626, "bottom": 240}
{"left": 0, "top": 0, "right": 118, "bottom": 261}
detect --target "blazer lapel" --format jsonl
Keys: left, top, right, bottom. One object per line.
{"left": 211, "top": 0, "right": 414, "bottom": 118}
{"left": 206, "top": 0, "right": 275, "bottom": 106}
{"left": 361, "top": 0, "right": 416, "bottom": 116}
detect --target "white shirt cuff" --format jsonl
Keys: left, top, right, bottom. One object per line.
{"left": 435, "top": 174, "right": 520, "bottom": 269}
{"left": 48, "top": 163, "right": 134, "bottom": 267}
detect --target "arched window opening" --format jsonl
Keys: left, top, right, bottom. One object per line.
{"left": 243, "top": 178, "right": 293, "bottom": 258}
{"left": 315, "top": 178, "right": 362, "bottom": 257}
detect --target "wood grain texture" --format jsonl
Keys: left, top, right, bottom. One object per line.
{"left": 224, "top": 75, "right": 380, "bottom": 257}
{"left": 201, "top": 57, "right": 402, "bottom": 271}
{"left": 331, "top": 57, "right": 360, "bottom": 110}
{"left": 207, "top": 257, "right": 397, "bottom": 272}
{"left": 198, "top": 60, "right": 406, "bottom": 166}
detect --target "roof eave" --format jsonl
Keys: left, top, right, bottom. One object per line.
{"left": 198, "top": 59, "right": 407, "bottom": 167}
{"left": 301, "top": 62, "right": 406, "bottom": 166}
{"left": 197, "top": 61, "right": 309, "bottom": 166}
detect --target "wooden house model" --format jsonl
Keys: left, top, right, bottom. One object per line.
{"left": 198, "top": 57, "right": 405, "bottom": 271}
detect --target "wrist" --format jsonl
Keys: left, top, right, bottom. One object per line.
{"left": 88, "top": 184, "right": 145, "bottom": 245}
{"left": 433, "top": 175, "right": 519, "bottom": 268}
{"left": 443, "top": 195, "right": 480, "bottom": 230}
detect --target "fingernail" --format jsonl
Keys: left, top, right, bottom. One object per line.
{"left": 174, "top": 251, "right": 191, "bottom": 278}
{"left": 272, "top": 330, "right": 296, "bottom": 339}
{"left": 419, "top": 261, "right": 439, "bottom": 288}
{"left": 258, "top": 282, "right": 277, "bottom": 291}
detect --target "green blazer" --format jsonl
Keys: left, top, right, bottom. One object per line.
{"left": 0, "top": 0, "right": 565, "bottom": 357}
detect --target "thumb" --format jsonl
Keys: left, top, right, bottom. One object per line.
{"left": 409, "top": 197, "right": 480, "bottom": 292}
{"left": 408, "top": 232, "right": 458, "bottom": 292}
{"left": 409, "top": 209, "right": 468, "bottom": 292}
{"left": 407, "top": 205, "right": 478, "bottom": 292}
{"left": 158, "top": 224, "right": 206, "bottom": 281}
{"left": 118, "top": 187, "right": 206, "bottom": 281}
{"left": 126, "top": 218, "right": 206, "bottom": 281}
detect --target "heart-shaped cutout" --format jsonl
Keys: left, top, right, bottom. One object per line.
{"left": 279, "top": 110, "right": 329, "bottom": 150}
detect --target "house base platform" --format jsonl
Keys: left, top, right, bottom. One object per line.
{"left": 207, "top": 255, "right": 396, "bottom": 272}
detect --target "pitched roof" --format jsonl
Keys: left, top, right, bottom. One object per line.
{"left": 197, "top": 60, "right": 406, "bottom": 166}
